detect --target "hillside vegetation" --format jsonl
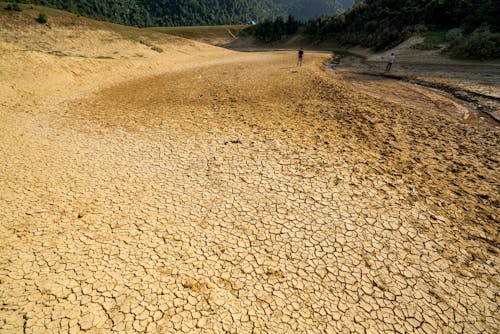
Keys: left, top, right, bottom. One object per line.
{"left": 8, "top": 0, "right": 355, "bottom": 27}
{"left": 273, "top": 0, "right": 354, "bottom": 20}
{"left": 306, "top": 0, "right": 499, "bottom": 48}
{"left": 249, "top": 0, "right": 500, "bottom": 59}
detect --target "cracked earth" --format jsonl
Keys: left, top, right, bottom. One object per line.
{"left": 1, "top": 18, "right": 499, "bottom": 334}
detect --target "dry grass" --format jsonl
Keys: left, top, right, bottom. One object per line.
{"left": 148, "top": 25, "right": 248, "bottom": 45}
{"left": 0, "top": 1, "right": 183, "bottom": 45}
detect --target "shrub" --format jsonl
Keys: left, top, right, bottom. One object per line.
{"left": 139, "top": 40, "right": 163, "bottom": 53}
{"left": 139, "top": 40, "right": 152, "bottom": 47}
{"left": 412, "top": 24, "right": 428, "bottom": 34}
{"left": 36, "top": 12, "right": 48, "bottom": 24}
{"left": 446, "top": 28, "right": 463, "bottom": 41}
{"left": 447, "top": 29, "right": 500, "bottom": 60}
{"left": 401, "top": 24, "right": 428, "bottom": 38}
{"left": 5, "top": 3, "right": 22, "bottom": 11}
{"left": 48, "top": 50, "right": 68, "bottom": 57}
{"left": 423, "top": 30, "right": 447, "bottom": 45}
{"left": 151, "top": 46, "right": 163, "bottom": 53}
{"left": 372, "top": 27, "right": 402, "bottom": 50}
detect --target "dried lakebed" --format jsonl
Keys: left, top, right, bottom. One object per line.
{"left": 1, "top": 52, "right": 499, "bottom": 333}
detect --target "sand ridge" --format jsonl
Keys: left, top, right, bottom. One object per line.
{"left": 1, "top": 9, "right": 499, "bottom": 334}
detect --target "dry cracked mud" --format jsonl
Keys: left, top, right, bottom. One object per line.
{"left": 1, "top": 35, "right": 499, "bottom": 333}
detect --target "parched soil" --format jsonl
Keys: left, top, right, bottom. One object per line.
{"left": 333, "top": 51, "right": 500, "bottom": 122}
{"left": 0, "top": 16, "right": 499, "bottom": 333}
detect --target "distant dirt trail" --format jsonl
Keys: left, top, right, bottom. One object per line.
{"left": 1, "top": 49, "right": 499, "bottom": 333}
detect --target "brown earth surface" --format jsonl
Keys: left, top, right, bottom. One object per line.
{"left": 332, "top": 44, "right": 500, "bottom": 122}
{"left": 1, "top": 7, "right": 499, "bottom": 334}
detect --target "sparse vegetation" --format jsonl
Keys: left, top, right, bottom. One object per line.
{"left": 423, "top": 30, "right": 447, "bottom": 45}
{"left": 36, "top": 12, "right": 47, "bottom": 24}
{"left": 139, "top": 39, "right": 152, "bottom": 47}
{"left": 139, "top": 39, "right": 163, "bottom": 53}
{"left": 446, "top": 28, "right": 463, "bottom": 42}
{"left": 48, "top": 50, "right": 68, "bottom": 57}
{"left": 5, "top": 2, "right": 22, "bottom": 11}
{"left": 412, "top": 30, "right": 447, "bottom": 50}
{"left": 151, "top": 46, "right": 163, "bottom": 53}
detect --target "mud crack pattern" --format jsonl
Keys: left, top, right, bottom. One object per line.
{"left": 1, "top": 53, "right": 499, "bottom": 333}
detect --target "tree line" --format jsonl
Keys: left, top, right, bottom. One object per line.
{"left": 305, "top": 0, "right": 499, "bottom": 49}
{"left": 250, "top": 0, "right": 500, "bottom": 59}
{"left": 7, "top": 0, "right": 353, "bottom": 27}
{"left": 8, "top": 0, "right": 280, "bottom": 27}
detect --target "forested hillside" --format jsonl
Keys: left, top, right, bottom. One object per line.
{"left": 273, "top": 0, "right": 354, "bottom": 21}
{"left": 8, "top": 0, "right": 355, "bottom": 27}
{"left": 248, "top": 0, "right": 499, "bottom": 59}
{"left": 141, "top": 0, "right": 277, "bottom": 26}
{"left": 305, "top": 0, "right": 499, "bottom": 51}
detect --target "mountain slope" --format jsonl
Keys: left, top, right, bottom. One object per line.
{"left": 12, "top": 0, "right": 355, "bottom": 27}
{"left": 273, "top": 0, "right": 354, "bottom": 20}
{"left": 305, "top": 0, "right": 500, "bottom": 52}
{"left": 140, "top": 0, "right": 279, "bottom": 26}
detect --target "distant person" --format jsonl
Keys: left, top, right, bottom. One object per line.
{"left": 386, "top": 53, "right": 395, "bottom": 72}
{"left": 297, "top": 48, "right": 304, "bottom": 66}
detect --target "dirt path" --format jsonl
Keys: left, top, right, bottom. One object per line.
{"left": 1, "top": 46, "right": 499, "bottom": 334}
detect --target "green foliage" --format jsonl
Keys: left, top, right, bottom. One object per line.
{"left": 272, "top": 0, "right": 349, "bottom": 21}
{"left": 16, "top": 0, "right": 154, "bottom": 27}
{"left": 141, "top": 0, "right": 278, "bottom": 27}
{"left": 445, "top": 28, "right": 463, "bottom": 41}
{"left": 139, "top": 40, "right": 152, "bottom": 47}
{"left": 412, "top": 30, "right": 446, "bottom": 50}
{"left": 9, "top": 0, "right": 278, "bottom": 27}
{"left": 304, "top": 15, "right": 343, "bottom": 36}
{"left": 423, "top": 30, "right": 447, "bottom": 45}
{"left": 446, "top": 28, "right": 500, "bottom": 60}
{"left": 5, "top": 2, "right": 22, "bottom": 11}
{"left": 304, "top": 0, "right": 499, "bottom": 50}
{"left": 139, "top": 39, "right": 163, "bottom": 53}
{"left": 250, "top": 16, "right": 300, "bottom": 42}
{"left": 36, "top": 12, "right": 48, "bottom": 23}
{"left": 151, "top": 46, "right": 163, "bottom": 53}
{"left": 8, "top": 1, "right": 354, "bottom": 27}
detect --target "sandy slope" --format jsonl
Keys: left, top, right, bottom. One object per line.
{"left": 1, "top": 9, "right": 499, "bottom": 334}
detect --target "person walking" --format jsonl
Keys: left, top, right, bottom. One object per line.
{"left": 297, "top": 48, "right": 304, "bottom": 67}
{"left": 386, "top": 53, "right": 395, "bottom": 72}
